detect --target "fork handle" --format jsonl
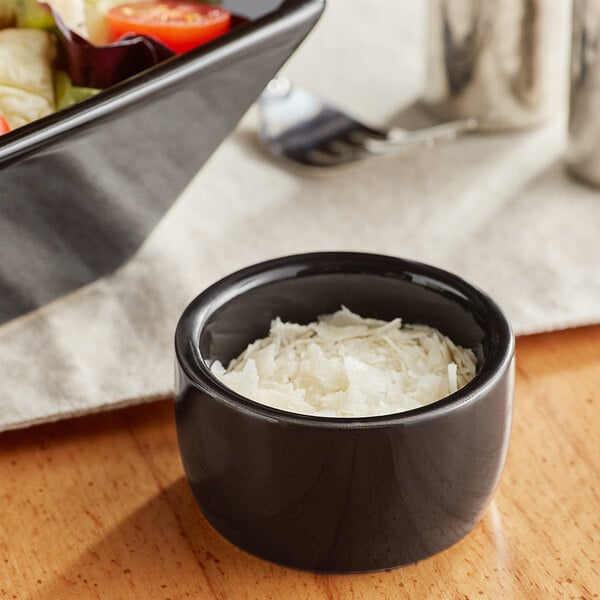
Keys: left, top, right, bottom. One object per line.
{"left": 364, "top": 118, "right": 478, "bottom": 154}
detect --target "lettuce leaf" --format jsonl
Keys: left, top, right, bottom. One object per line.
{"left": 54, "top": 69, "right": 99, "bottom": 109}
{"left": 0, "top": 28, "right": 56, "bottom": 129}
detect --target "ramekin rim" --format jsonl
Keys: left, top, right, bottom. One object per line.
{"left": 175, "top": 252, "right": 515, "bottom": 429}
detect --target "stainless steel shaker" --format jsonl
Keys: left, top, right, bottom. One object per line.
{"left": 424, "top": 0, "right": 567, "bottom": 131}
{"left": 568, "top": 0, "right": 600, "bottom": 186}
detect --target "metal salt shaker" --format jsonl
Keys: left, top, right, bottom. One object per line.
{"left": 568, "top": 0, "right": 600, "bottom": 187}
{"left": 424, "top": 0, "right": 566, "bottom": 131}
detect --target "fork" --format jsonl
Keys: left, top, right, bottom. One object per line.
{"left": 258, "top": 78, "right": 477, "bottom": 168}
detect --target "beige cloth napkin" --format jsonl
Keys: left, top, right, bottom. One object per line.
{"left": 1, "top": 0, "right": 599, "bottom": 431}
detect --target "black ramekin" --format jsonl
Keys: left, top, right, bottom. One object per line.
{"left": 174, "top": 252, "right": 515, "bottom": 572}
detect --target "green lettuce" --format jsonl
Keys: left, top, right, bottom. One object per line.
{"left": 0, "top": 28, "right": 56, "bottom": 129}
{"left": 54, "top": 69, "right": 99, "bottom": 109}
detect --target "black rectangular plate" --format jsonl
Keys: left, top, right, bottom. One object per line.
{"left": 0, "top": 0, "right": 325, "bottom": 324}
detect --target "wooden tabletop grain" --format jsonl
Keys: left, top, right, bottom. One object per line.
{"left": 1, "top": 326, "right": 598, "bottom": 599}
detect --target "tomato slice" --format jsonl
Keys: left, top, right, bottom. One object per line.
{"left": 107, "top": 1, "right": 231, "bottom": 54}
{"left": 0, "top": 116, "right": 9, "bottom": 135}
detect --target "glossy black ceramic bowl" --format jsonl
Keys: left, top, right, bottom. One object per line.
{"left": 174, "top": 252, "right": 515, "bottom": 572}
{"left": 0, "top": 0, "right": 324, "bottom": 324}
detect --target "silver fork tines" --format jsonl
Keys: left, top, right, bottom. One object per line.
{"left": 258, "top": 78, "right": 477, "bottom": 168}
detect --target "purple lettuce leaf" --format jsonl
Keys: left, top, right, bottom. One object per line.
{"left": 49, "top": 6, "right": 175, "bottom": 89}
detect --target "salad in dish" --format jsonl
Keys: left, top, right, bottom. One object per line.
{"left": 0, "top": 0, "right": 232, "bottom": 134}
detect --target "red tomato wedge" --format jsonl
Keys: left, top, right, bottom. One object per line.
{"left": 0, "top": 116, "right": 9, "bottom": 135}
{"left": 107, "top": 1, "right": 231, "bottom": 54}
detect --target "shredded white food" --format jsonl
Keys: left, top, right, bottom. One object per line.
{"left": 211, "top": 307, "right": 477, "bottom": 418}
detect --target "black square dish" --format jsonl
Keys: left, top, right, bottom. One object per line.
{"left": 0, "top": 0, "right": 325, "bottom": 324}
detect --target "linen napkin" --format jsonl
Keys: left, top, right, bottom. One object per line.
{"left": 1, "top": 0, "right": 599, "bottom": 432}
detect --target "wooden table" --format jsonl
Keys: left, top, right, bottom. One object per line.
{"left": 1, "top": 326, "right": 598, "bottom": 599}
